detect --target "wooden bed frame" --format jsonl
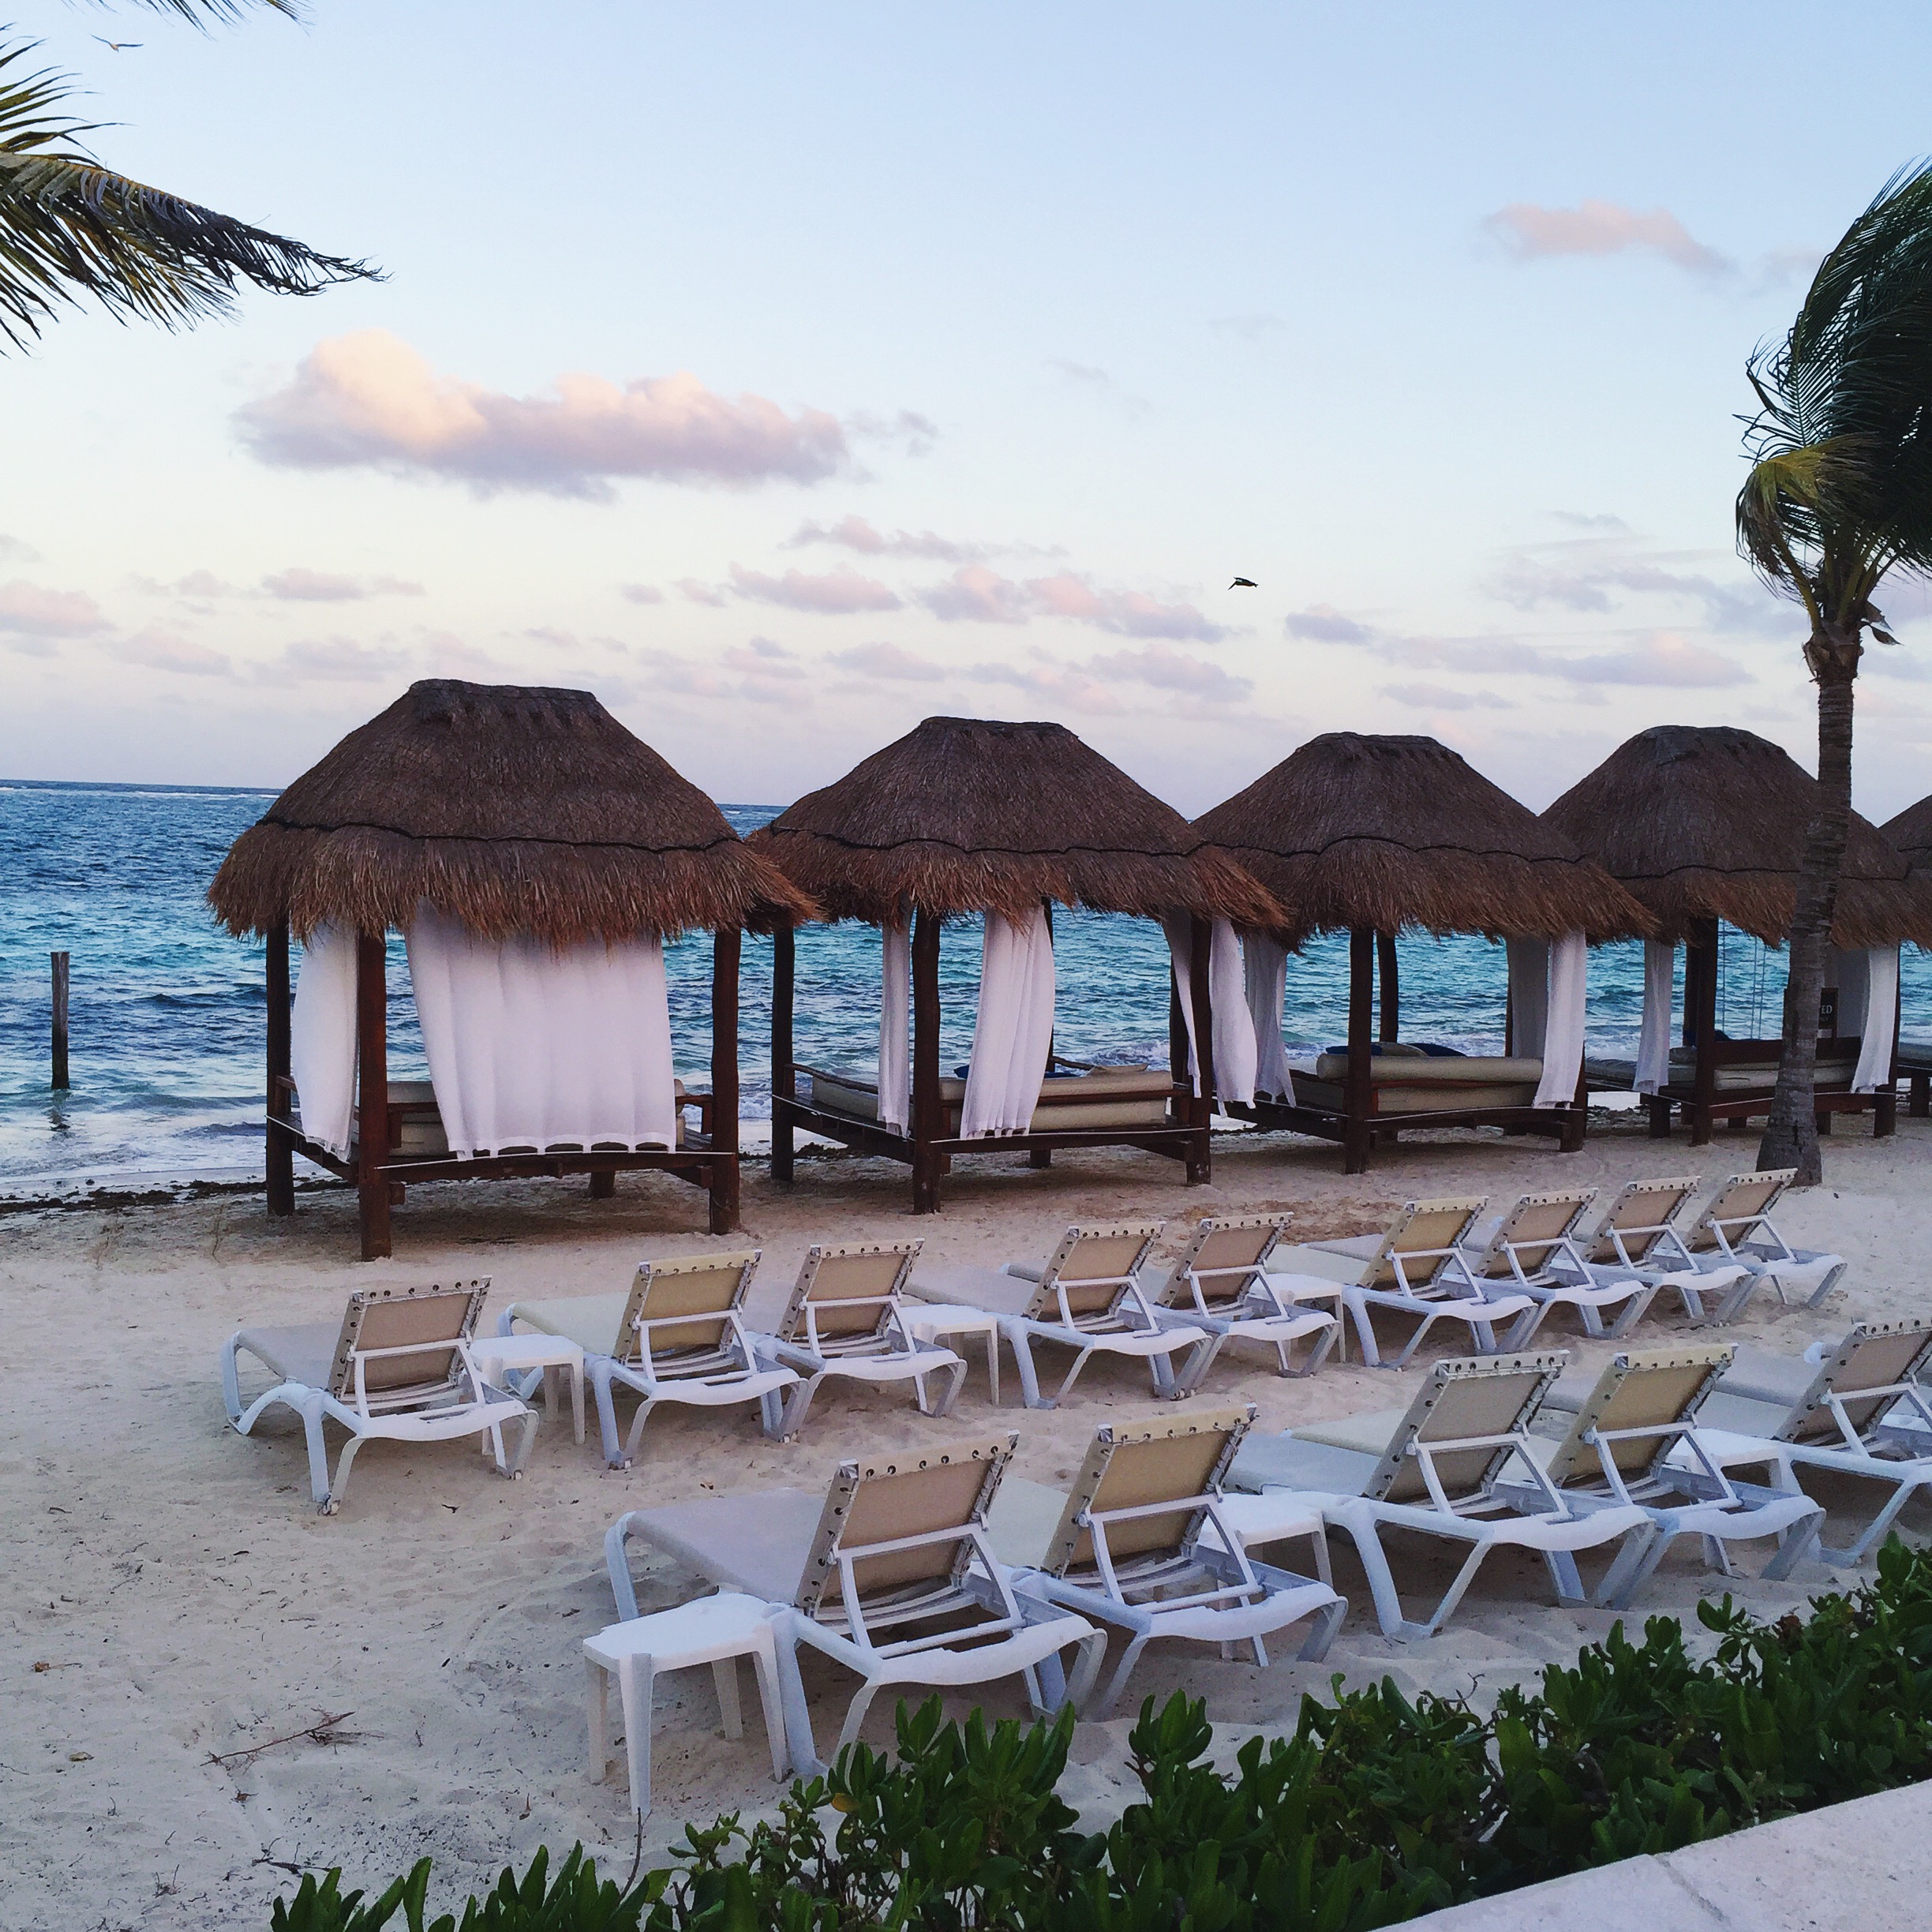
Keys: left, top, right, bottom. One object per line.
{"left": 766, "top": 912, "right": 1217, "bottom": 1214}
{"left": 261, "top": 923, "right": 743, "bottom": 1260}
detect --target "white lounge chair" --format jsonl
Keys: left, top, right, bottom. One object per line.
{"left": 1226, "top": 1353, "right": 1653, "bottom": 1638}
{"left": 605, "top": 1436, "right": 1106, "bottom": 1769}
{"left": 908, "top": 1223, "right": 1218, "bottom": 1407}
{"left": 1266, "top": 1197, "right": 1534, "bottom": 1369}
{"left": 1145, "top": 1216, "right": 1339, "bottom": 1379}
{"left": 1654, "top": 1319, "right": 1932, "bottom": 1565}
{"left": 1516, "top": 1346, "right": 1822, "bottom": 1604}
{"left": 750, "top": 1241, "right": 967, "bottom": 1439}
{"left": 1013, "top": 1404, "right": 1345, "bottom": 1714}
{"left": 223, "top": 1280, "right": 534, "bottom": 1514}
{"left": 1677, "top": 1170, "right": 1848, "bottom": 1313}
{"left": 502, "top": 1252, "right": 796, "bottom": 1469}
{"left": 1563, "top": 1175, "right": 1750, "bottom": 1324}
{"left": 1458, "top": 1189, "right": 1658, "bottom": 1346}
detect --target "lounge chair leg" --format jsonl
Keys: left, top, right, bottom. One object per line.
{"left": 1005, "top": 1328, "right": 1046, "bottom": 1409}
{"left": 1300, "top": 1594, "right": 1347, "bottom": 1663}
{"left": 1094, "top": 1631, "right": 1154, "bottom": 1717}
{"left": 327, "top": 1432, "right": 368, "bottom": 1515}
{"left": 605, "top": 1515, "right": 642, "bottom": 1622}
{"left": 749, "top": 1644, "right": 790, "bottom": 1783}
{"left": 1421, "top": 1544, "right": 1498, "bottom": 1636}
{"left": 616, "top": 1650, "right": 655, "bottom": 1820}
{"left": 1339, "top": 1294, "right": 1383, "bottom": 1368}
{"left": 837, "top": 1679, "right": 884, "bottom": 1751}
{"left": 587, "top": 1657, "right": 611, "bottom": 1780}
{"left": 622, "top": 1395, "right": 661, "bottom": 1467}
{"left": 778, "top": 1374, "right": 822, "bottom": 1442}
{"left": 931, "top": 1358, "right": 968, "bottom": 1420}
{"left": 299, "top": 1394, "right": 335, "bottom": 1511}
{"left": 1050, "top": 1346, "right": 1097, "bottom": 1406}
{"left": 713, "top": 1657, "right": 743, "bottom": 1741}
{"left": 592, "top": 1363, "right": 629, "bottom": 1470}
{"left": 1596, "top": 1526, "right": 1668, "bottom": 1610}
{"left": 770, "top": 1616, "right": 824, "bottom": 1777}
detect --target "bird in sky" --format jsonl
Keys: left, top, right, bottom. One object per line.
{"left": 1229, "top": 576, "right": 1257, "bottom": 589}
{"left": 93, "top": 36, "right": 143, "bottom": 50}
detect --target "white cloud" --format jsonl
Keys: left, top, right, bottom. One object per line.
{"left": 1484, "top": 200, "right": 1733, "bottom": 277}
{"left": 236, "top": 330, "right": 852, "bottom": 498}
{"left": 262, "top": 567, "right": 424, "bottom": 601}
{"left": 729, "top": 564, "right": 902, "bottom": 614}
{"left": 829, "top": 641, "right": 945, "bottom": 681}
{"left": 919, "top": 567, "right": 1226, "bottom": 642}
{"left": 110, "top": 626, "right": 231, "bottom": 676}
{"left": 675, "top": 578, "right": 730, "bottom": 608}
{"left": 0, "top": 580, "right": 108, "bottom": 637}
{"left": 276, "top": 636, "right": 410, "bottom": 681}
{"left": 1088, "top": 642, "right": 1252, "bottom": 703}
{"left": 1380, "top": 682, "right": 1514, "bottom": 712}
{"left": 620, "top": 582, "right": 665, "bottom": 605}
{"left": 1285, "top": 604, "right": 1375, "bottom": 645}
{"left": 787, "top": 515, "right": 983, "bottom": 563}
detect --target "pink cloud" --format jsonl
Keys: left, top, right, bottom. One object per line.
{"left": 675, "top": 578, "right": 730, "bottom": 607}
{"left": 919, "top": 567, "right": 1226, "bottom": 641}
{"left": 236, "top": 331, "right": 851, "bottom": 498}
{"left": 0, "top": 580, "right": 107, "bottom": 637}
{"left": 788, "top": 515, "right": 982, "bottom": 563}
{"left": 1087, "top": 642, "right": 1251, "bottom": 702}
{"left": 263, "top": 567, "right": 423, "bottom": 601}
{"left": 111, "top": 626, "right": 231, "bottom": 676}
{"left": 1485, "top": 200, "right": 1732, "bottom": 277}
{"left": 831, "top": 641, "right": 945, "bottom": 681}
{"left": 620, "top": 583, "right": 665, "bottom": 605}
{"left": 277, "top": 636, "right": 410, "bottom": 681}
{"left": 729, "top": 564, "right": 901, "bottom": 614}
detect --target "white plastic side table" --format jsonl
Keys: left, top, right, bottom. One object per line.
{"left": 470, "top": 1333, "right": 585, "bottom": 1445}
{"left": 1200, "top": 1489, "right": 1333, "bottom": 1586}
{"left": 585, "top": 1593, "right": 790, "bottom": 1818}
{"left": 899, "top": 1302, "right": 1002, "bottom": 1405}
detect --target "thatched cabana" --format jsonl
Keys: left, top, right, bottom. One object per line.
{"left": 1881, "top": 792, "right": 1932, "bottom": 1116}
{"left": 1543, "top": 724, "right": 1932, "bottom": 1144}
{"left": 1195, "top": 732, "right": 1652, "bottom": 1173}
{"left": 211, "top": 679, "right": 812, "bottom": 1257}
{"left": 748, "top": 715, "right": 1279, "bottom": 1212}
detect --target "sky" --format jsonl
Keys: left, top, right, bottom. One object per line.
{"left": 6, "top": 0, "right": 1932, "bottom": 820}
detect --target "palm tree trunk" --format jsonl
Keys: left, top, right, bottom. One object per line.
{"left": 1758, "top": 635, "right": 1858, "bottom": 1183}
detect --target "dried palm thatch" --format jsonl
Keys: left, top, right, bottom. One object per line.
{"left": 748, "top": 715, "right": 1281, "bottom": 926}
{"left": 208, "top": 680, "right": 816, "bottom": 944}
{"left": 1882, "top": 792, "right": 1932, "bottom": 874}
{"left": 1194, "top": 732, "right": 1652, "bottom": 945}
{"left": 1543, "top": 724, "right": 1932, "bottom": 948}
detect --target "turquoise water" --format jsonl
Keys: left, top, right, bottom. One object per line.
{"left": 4, "top": 779, "right": 1922, "bottom": 1183}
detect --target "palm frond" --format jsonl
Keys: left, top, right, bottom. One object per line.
{"left": 0, "top": 37, "right": 375, "bottom": 346}
{"left": 80, "top": 0, "right": 302, "bottom": 27}
{"left": 1740, "top": 160, "right": 1932, "bottom": 613}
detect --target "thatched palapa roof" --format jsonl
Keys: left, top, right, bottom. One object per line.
{"left": 749, "top": 715, "right": 1281, "bottom": 926}
{"left": 1882, "top": 792, "right": 1932, "bottom": 875}
{"left": 209, "top": 680, "right": 815, "bottom": 943}
{"left": 1542, "top": 724, "right": 1932, "bottom": 949}
{"left": 1194, "top": 732, "right": 1652, "bottom": 945}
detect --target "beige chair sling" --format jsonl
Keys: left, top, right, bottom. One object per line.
{"left": 1273, "top": 1197, "right": 1533, "bottom": 1368}
{"left": 751, "top": 1241, "right": 967, "bottom": 1437}
{"left": 1226, "top": 1353, "right": 1653, "bottom": 1638}
{"left": 1459, "top": 1189, "right": 1658, "bottom": 1346}
{"left": 605, "top": 1436, "right": 1105, "bottom": 1769}
{"left": 1675, "top": 1319, "right": 1932, "bottom": 1564}
{"left": 504, "top": 1252, "right": 796, "bottom": 1468}
{"left": 1017, "top": 1404, "right": 1344, "bottom": 1712}
{"left": 995, "top": 1222, "right": 1218, "bottom": 1406}
{"left": 1149, "top": 1216, "right": 1339, "bottom": 1378}
{"left": 1522, "top": 1346, "right": 1822, "bottom": 1604}
{"left": 223, "top": 1280, "right": 534, "bottom": 1513}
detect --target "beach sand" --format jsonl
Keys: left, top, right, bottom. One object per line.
{"left": 4, "top": 1113, "right": 1926, "bottom": 1930}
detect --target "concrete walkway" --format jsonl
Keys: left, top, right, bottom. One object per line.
{"left": 1411, "top": 1776, "right": 1928, "bottom": 1930}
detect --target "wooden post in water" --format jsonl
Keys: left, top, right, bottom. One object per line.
{"left": 51, "top": 952, "right": 69, "bottom": 1091}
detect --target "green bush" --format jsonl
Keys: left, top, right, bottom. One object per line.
{"left": 274, "top": 1541, "right": 1932, "bottom": 1932}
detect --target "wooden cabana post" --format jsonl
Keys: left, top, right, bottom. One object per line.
{"left": 212, "top": 680, "right": 811, "bottom": 1259}
{"left": 1547, "top": 726, "right": 1932, "bottom": 1144}
{"left": 749, "top": 716, "right": 1276, "bottom": 1215}
{"left": 1197, "top": 732, "right": 1649, "bottom": 1174}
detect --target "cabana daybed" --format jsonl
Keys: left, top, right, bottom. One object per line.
{"left": 209, "top": 680, "right": 812, "bottom": 1258}
{"left": 1880, "top": 792, "right": 1932, "bottom": 1117}
{"left": 747, "top": 715, "right": 1279, "bottom": 1214}
{"left": 1194, "top": 733, "right": 1651, "bottom": 1174}
{"left": 1544, "top": 726, "right": 1932, "bottom": 1145}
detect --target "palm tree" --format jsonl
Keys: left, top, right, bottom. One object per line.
{"left": 1737, "top": 162, "right": 1932, "bottom": 1185}
{"left": 0, "top": 0, "right": 373, "bottom": 348}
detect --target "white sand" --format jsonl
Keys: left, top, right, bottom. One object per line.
{"left": 4, "top": 1114, "right": 1926, "bottom": 1930}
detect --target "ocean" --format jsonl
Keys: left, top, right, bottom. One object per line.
{"left": 4, "top": 779, "right": 1920, "bottom": 1187}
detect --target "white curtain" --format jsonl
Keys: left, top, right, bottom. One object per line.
{"left": 1505, "top": 938, "right": 1548, "bottom": 1058}
{"left": 960, "top": 907, "right": 1057, "bottom": 1138}
{"left": 878, "top": 917, "right": 912, "bottom": 1133}
{"left": 1851, "top": 945, "right": 1900, "bottom": 1092}
{"left": 1634, "top": 939, "right": 1676, "bottom": 1095}
{"left": 404, "top": 904, "right": 677, "bottom": 1159}
{"left": 1241, "top": 930, "right": 1297, "bottom": 1104}
{"left": 1534, "top": 932, "right": 1588, "bottom": 1108}
{"left": 290, "top": 921, "right": 358, "bottom": 1157}
{"left": 1162, "top": 915, "right": 1257, "bottom": 1105}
